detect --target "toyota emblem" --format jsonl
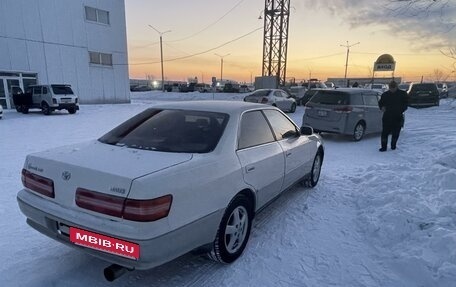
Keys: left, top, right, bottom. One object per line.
{"left": 62, "top": 171, "right": 71, "bottom": 181}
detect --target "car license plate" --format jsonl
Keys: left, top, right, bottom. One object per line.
{"left": 61, "top": 99, "right": 70, "bottom": 103}
{"left": 70, "top": 227, "right": 140, "bottom": 260}
{"left": 318, "top": 110, "right": 328, "bottom": 117}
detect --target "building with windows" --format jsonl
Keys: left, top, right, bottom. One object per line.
{"left": 0, "top": 0, "right": 129, "bottom": 109}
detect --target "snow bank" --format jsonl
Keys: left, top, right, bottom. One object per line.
{"left": 353, "top": 100, "right": 456, "bottom": 286}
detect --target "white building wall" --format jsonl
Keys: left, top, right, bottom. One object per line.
{"left": 0, "top": 0, "right": 130, "bottom": 105}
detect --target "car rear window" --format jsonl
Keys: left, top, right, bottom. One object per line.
{"left": 99, "top": 109, "right": 229, "bottom": 153}
{"left": 250, "top": 90, "right": 271, "bottom": 97}
{"left": 411, "top": 84, "right": 438, "bottom": 93}
{"left": 308, "top": 91, "right": 349, "bottom": 105}
{"left": 52, "top": 85, "right": 74, "bottom": 95}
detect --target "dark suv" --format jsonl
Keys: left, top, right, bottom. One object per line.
{"left": 407, "top": 83, "right": 439, "bottom": 108}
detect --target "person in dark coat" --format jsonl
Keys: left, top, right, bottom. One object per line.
{"left": 378, "top": 81, "right": 408, "bottom": 152}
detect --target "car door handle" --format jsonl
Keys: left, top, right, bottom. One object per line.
{"left": 286, "top": 152, "right": 292, "bottom": 157}
{"left": 246, "top": 166, "right": 255, "bottom": 173}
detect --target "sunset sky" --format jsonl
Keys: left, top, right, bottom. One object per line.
{"left": 125, "top": 0, "right": 456, "bottom": 83}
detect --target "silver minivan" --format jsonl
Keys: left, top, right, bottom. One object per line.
{"left": 302, "top": 88, "right": 382, "bottom": 141}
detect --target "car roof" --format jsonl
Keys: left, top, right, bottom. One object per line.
{"left": 329, "top": 88, "right": 374, "bottom": 94}
{"left": 150, "top": 101, "right": 270, "bottom": 115}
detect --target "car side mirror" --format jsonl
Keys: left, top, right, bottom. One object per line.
{"left": 283, "top": 130, "right": 299, "bottom": 139}
{"left": 300, "top": 126, "right": 314, "bottom": 136}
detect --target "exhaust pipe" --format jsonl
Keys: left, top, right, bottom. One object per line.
{"left": 104, "top": 264, "right": 131, "bottom": 282}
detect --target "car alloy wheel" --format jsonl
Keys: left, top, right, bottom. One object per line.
{"left": 353, "top": 123, "right": 365, "bottom": 141}
{"left": 209, "top": 195, "right": 253, "bottom": 263}
{"left": 305, "top": 152, "right": 322, "bottom": 188}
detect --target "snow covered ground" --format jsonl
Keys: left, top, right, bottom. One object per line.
{"left": 1, "top": 91, "right": 456, "bottom": 286}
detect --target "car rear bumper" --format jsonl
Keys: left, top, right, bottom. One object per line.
{"left": 17, "top": 189, "right": 223, "bottom": 270}
{"left": 303, "top": 114, "right": 348, "bottom": 135}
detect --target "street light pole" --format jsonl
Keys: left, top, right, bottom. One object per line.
{"left": 149, "top": 25, "right": 171, "bottom": 92}
{"left": 214, "top": 53, "right": 230, "bottom": 82}
{"left": 340, "top": 41, "right": 360, "bottom": 82}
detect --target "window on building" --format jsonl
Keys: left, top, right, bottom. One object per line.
{"left": 85, "top": 6, "right": 110, "bottom": 25}
{"left": 101, "top": 53, "right": 113, "bottom": 66}
{"left": 89, "top": 52, "right": 113, "bottom": 66}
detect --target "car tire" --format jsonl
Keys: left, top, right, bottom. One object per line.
{"left": 290, "top": 103, "right": 296, "bottom": 113}
{"left": 68, "top": 107, "right": 77, "bottom": 114}
{"left": 209, "top": 194, "right": 253, "bottom": 264}
{"left": 306, "top": 151, "right": 323, "bottom": 188}
{"left": 42, "top": 103, "right": 51, "bottom": 115}
{"left": 21, "top": 105, "right": 29, "bottom": 114}
{"left": 353, "top": 122, "right": 365, "bottom": 141}
{"left": 15, "top": 106, "right": 22, "bottom": 113}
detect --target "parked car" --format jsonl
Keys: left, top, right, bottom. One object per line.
{"left": 302, "top": 88, "right": 383, "bottom": 141}
{"left": 194, "top": 83, "right": 211, "bottom": 93}
{"left": 223, "top": 83, "right": 240, "bottom": 93}
{"left": 244, "top": 89, "right": 297, "bottom": 113}
{"left": 17, "top": 101, "right": 324, "bottom": 281}
{"left": 288, "top": 86, "right": 308, "bottom": 104}
{"left": 436, "top": 83, "right": 448, "bottom": 98}
{"left": 407, "top": 83, "right": 440, "bottom": 108}
{"left": 324, "top": 82, "right": 335, "bottom": 88}
{"left": 130, "top": 85, "right": 152, "bottom": 92}
{"left": 13, "top": 85, "right": 79, "bottom": 115}
{"left": 365, "top": 83, "right": 388, "bottom": 93}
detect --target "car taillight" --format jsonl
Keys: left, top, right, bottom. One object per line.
{"left": 76, "top": 188, "right": 124, "bottom": 217}
{"left": 75, "top": 188, "right": 172, "bottom": 222}
{"left": 123, "top": 195, "right": 173, "bottom": 222}
{"left": 334, "top": 106, "right": 353, "bottom": 113}
{"left": 75, "top": 98, "right": 78, "bottom": 104}
{"left": 261, "top": 97, "right": 269, "bottom": 104}
{"left": 52, "top": 98, "right": 57, "bottom": 104}
{"left": 22, "top": 169, "right": 55, "bottom": 198}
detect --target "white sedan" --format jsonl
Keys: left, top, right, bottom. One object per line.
{"left": 17, "top": 101, "right": 324, "bottom": 281}
{"left": 244, "top": 89, "right": 297, "bottom": 113}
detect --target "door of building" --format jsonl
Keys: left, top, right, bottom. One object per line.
{"left": 0, "top": 78, "right": 22, "bottom": 109}
{"left": 6, "top": 79, "right": 20, "bottom": 109}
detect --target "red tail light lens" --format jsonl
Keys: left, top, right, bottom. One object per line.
{"left": 123, "top": 195, "right": 173, "bottom": 222}
{"left": 334, "top": 106, "right": 353, "bottom": 113}
{"left": 75, "top": 188, "right": 172, "bottom": 222}
{"left": 75, "top": 188, "right": 124, "bottom": 218}
{"left": 22, "top": 169, "right": 55, "bottom": 198}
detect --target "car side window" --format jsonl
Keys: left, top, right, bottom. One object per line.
{"left": 281, "top": 91, "right": 290, "bottom": 98}
{"left": 43, "top": 87, "right": 48, "bottom": 94}
{"left": 263, "top": 110, "right": 297, "bottom": 140}
{"left": 33, "top": 87, "right": 41, "bottom": 95}
{"left": 350, "top": 94, "right": 363, "bottom": 105}
{"left": 363, "top": 94, "right": 379, "bottom": 106}
{"left": 274, "top": 91, "right": 282, "bottom": 98}
{"left": 238, "top": 111, "right": 275, "bottom": 150}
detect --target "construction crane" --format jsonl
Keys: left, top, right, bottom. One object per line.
{"left": 261, "top": 0, "right": 291, "bottom": 87}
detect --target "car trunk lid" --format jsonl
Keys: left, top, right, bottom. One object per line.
{"left": 23, "top": 140, "right": 192, "bottom": 213}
